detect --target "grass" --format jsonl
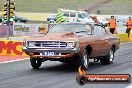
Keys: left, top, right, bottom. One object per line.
{"left": 0, "top": 0, "right": 132, "bottom": 15}
{"left": 97, "top": 0, "right": 132, "bottom": 15}
{"left": 0, "top": 0, "right": 99, "bottom": 12}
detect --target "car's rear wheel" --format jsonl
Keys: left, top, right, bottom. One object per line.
{"left": 79, "top": 49, "right": 89, "bottom": 70}
{"left": 30, "top": 57, "right": 43, "bottom": 69}
{"left": 100, "top": 48, "right": 114, "bottom": 65}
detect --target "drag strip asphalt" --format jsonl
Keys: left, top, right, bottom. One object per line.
{"left": 0, "top": 43, "right": 132, "bottom": 88}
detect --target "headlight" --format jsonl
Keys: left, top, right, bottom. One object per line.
{"left": 66, "top": 42, "right": 74, "bottom": 48}
{"left": 28, "top": 42, "right": 35, "bottom": 47}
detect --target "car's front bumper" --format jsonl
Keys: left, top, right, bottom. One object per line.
{"left": 22, "top": 47, "right": 80, "bottom": 58}
{"left": 23, "top": 47, "right": 80, "bottom": 53}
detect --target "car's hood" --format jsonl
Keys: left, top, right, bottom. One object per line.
{"left": 25, "top": 33, "right": 82, "bottom": 42}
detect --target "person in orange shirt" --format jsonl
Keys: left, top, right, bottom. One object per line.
{"left": 126, "top": 17, "right": 132, "bottom": 37}
{"left": 108, "top": 16, "right": 117, "bottom": 34}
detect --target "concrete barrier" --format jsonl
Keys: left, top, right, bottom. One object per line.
{"left": 130, "top": 33, "right": 132, "bottom": 41}
{"left": 0, "top": 40, "right": 27, "bottom": 56}
{"left": 114, "top": 33, "right": 132, "bottom": 43}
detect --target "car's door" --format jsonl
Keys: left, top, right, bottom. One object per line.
{"left": 93, "top": 25, "right": 110, "bottom": 56}
{"left": 77, "top": 24, "right": 100, "bottom": 57}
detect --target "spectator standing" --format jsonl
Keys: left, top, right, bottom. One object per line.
{"left": 126, "top": 17, "right": 132, "bottom": 39}
{"left": 108, "top": 16, "right": 117, "bottom": 34}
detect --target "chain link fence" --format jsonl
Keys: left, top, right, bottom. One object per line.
{"left": 0, "top": 23, "right": 48, "bottom": 40}
{"left": 0, "top": 25, "right": 13, "bottom": 38}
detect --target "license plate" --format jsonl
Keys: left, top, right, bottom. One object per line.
{"left": 43, "top": 52, "right": 55, "bottom": 56}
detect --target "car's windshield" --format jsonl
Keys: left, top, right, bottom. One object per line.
{"left": 82, "top": 13, "right": 91, "bottom": 19}
{"left": 49, "top": 24, "right": 92, "bottom": 34}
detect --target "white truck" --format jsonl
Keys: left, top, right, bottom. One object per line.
{"left": 48, "top": 9, "right": 107, "bottom": 27}
{"left": 56, "top": 9, "right": 95, "bottom": 23}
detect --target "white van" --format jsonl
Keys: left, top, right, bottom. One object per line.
{"left": 57, "top": 9, "right": 95, "bottom": 23}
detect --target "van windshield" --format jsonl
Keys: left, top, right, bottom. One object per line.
{"left": 82, "top": 13, "right": 91, "bottom": 19}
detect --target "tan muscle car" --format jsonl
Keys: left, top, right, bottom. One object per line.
{"left": 22, "top": 23, "right": 120, "bottom": 70}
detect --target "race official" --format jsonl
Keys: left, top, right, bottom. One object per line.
{"left": 126, "top": 17, "right": 132, "bottom": 37}
{"left": 108, "top": 16, "right": 117, "bottom": 34}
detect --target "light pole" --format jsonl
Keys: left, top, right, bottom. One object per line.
{"left": 3, "top": 0, "right": 15, "bottom": 39}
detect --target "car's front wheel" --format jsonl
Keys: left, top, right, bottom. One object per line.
{"left": 79, "top": 49, "right": 89, "bottom": 70}
{"left": 100, "top": 48, "right": 114, "bottom": 65}
{"left": 30, "top": 57, "right": 43, "bottom": 69}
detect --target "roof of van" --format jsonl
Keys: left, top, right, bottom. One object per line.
{"left": 58, "top": 8, "right": 87, "bottom": 13}
{"left": 50, "top": 22, "right": 94, "bottom": 25}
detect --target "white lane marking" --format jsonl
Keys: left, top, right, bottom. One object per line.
{"left": 125, "top": 84, "right": 132, "bottom": 88}
{"left": 0, "top": 58, "right": 29, "bottom": 64}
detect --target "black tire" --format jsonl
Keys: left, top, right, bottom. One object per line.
{"left": 30, "top": 57, "right": 43, "bottom": 69}
{"left": 100, "top": 48, "right": 114, "bottom": 65}
{"left": 49, "top": 21, "right": 55, "bottom": 23}
{"left": 79, "top": 49, "right": 89, "bottom": 70}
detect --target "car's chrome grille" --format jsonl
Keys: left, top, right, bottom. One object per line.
{"left": 31, "top": 41, "right": 67, "bottom": 48}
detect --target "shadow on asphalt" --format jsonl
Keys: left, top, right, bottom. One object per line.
{"left": 28, "top": 62, "right": 112, "bottom": 73}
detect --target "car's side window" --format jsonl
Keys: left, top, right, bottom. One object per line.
{"left": 64, "top": 12, "right": 69, "bottom": 17}
{"left": 78, "top": 14, "right": 83, "bottom": 18}
{"left": 70, "top": 12, "right": 76, "bottom": 17}
{"left": 94, "top": 26, "right": 106, "bottom": 35}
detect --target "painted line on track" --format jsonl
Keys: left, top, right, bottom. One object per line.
{"left": 0, "top": 58, "right": 29, "bottom": 64}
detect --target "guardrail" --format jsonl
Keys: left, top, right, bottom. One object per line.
{"left": 0, "top": 40, "right": 27, "bottom": 56}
